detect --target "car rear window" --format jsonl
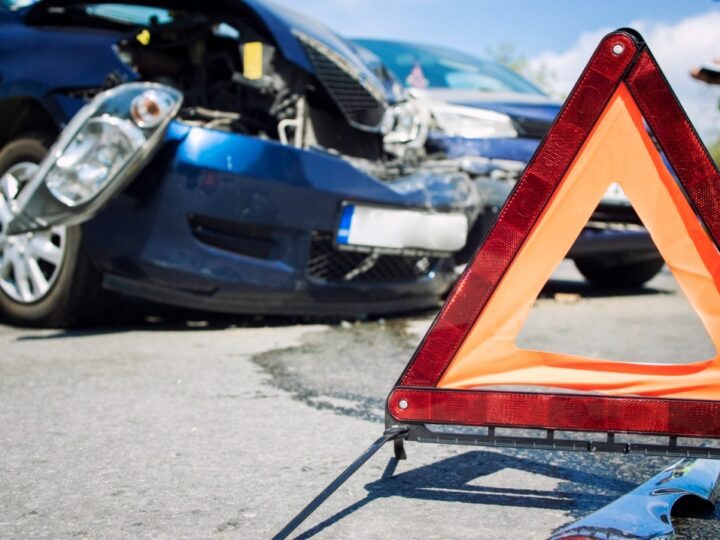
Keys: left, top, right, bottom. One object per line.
{"left": 1, "top": 0, "right": 40, "bottom": 11}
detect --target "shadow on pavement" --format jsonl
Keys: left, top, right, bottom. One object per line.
{"left": 294, "top": 450, "right": 637, "bottom": 539}
{"left": 12, "top": 273, "right": 668, "bottom": 340}
{"left": 12, "top": 291, "right": 441, "bottom": 341}
{"left": 539, "top": 278, "right": 672, "bottom": 299}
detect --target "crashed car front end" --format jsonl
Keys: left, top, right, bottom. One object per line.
{"left": 81, "top": 115, "right": 472, "bottom": 315}
{"left": 423, "top": 91, "right": 663, "bottom": 278}
{"left": 0, "top": 1, "right": 480, "bottom": 321}
{"left": 429, "top": 100, "right": 662, "bottom": 272}
{"left": 353, "top": 39, "right": 666, "bottom": 286}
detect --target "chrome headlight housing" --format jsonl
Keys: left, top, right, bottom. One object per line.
{"left": 382, "top": 91, "right": 431, "bottom": 159}
{"left": 46, "top": 115, "right": 146, "bottom": 206}
{"left": 432, "top": 103, "right": 518, "bottom": 139}
{"left": 5, "top": 83, "right": 182, "bottom": 235}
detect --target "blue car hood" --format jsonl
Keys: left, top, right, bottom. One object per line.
{"left": 244, "top": 1, "right": 382, "bottom": 86}
{"left": 23, "top": 0, "right": 386, "bottom": 97}
{"left": 425, "top": 89, "right": 561, "bottom": 124}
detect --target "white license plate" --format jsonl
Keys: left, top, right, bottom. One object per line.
{"left": 336, "top": 204, "right": 468, "bottom": 252}
{"left": 601, "top": 182, "right": 630, "bottom": 205}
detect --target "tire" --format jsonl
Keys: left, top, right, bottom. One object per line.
{"left": 0, "top": 137, "right": 106, "bottom": 327}
{"left": 574, "top": 256, "right": 665, "bottom": 288}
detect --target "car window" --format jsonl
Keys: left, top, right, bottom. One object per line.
{"left": 1, "top": 1, "right": 174, "bottom": 23}
{"left": 1, "top": 0, "right": 40, "bottom": 10}
{"left": 355, "top": 39, "right": 544, "bottom": 96}
{"left": 83, "top": 4, "right": 172, "bottom": 25}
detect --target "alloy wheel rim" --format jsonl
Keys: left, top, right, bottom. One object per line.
{"left": 0, "top": 161, "right": 67, "bottom": 303}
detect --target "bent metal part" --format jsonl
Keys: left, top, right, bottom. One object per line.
{"left": 275, "top": 28, "right": 720, "bottom": 539}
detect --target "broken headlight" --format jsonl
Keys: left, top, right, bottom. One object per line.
{"left": 46, "top": 116, "right": 145, "bottom": 206}
{"left": 46, "top": 85, "right": 182, "bottom": 207}
{"left": 432, "top": 103, "right": 517, "bottom": 139}
{"left": 5, "top": 83, "right": 182, "bottom": 235}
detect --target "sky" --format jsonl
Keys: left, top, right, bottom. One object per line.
{"left": 272, "top": 0, "right": 720, "bottom": 141}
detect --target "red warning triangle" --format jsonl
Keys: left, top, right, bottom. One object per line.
{"left": 387, "top": 29, "right": 720, "bottom": 438}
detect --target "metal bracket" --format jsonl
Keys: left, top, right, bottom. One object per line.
{"left": 399, "top": 422, "right": 720, "bottom": 459}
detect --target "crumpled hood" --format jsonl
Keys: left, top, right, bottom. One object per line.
{"left": 25, "top": 0, "right": 386, "bottom": 97}
{"left": 245, "top": 1, "right": 383, "bottom": 87}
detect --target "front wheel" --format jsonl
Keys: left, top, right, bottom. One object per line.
{"left": 574, "top": 256, "right": 665, "bottom": 288}
{"left": 0, "top": 137, "right": 106, "bottom": 327}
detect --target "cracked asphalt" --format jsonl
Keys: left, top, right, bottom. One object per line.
{"left": 2, "top": 261, "right": 720, "bottom": 539}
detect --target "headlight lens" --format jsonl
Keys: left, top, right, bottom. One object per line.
{"left": 43, "top": 84, "right": 182, "bottom": 207}
{"left": 432, "top": 104, "right": 518, "bottom": 139}
{"left": 46, "top": 117, "right": 144, "bottom": 206}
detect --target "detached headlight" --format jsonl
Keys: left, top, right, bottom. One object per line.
{"left": 5, "top": 83, "right": 182, "bottom": 234}
{"left": 432, "top": 104, "right": 517, "bottom": 139}
{"left": 46, "top": 116, "right": 145, "bottom": 206}
{"left": 45, "top": 85, "right": 182, "bottom": 207}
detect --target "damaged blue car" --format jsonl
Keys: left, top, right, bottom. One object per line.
{"left": 0, "top": 1, "right": 480, "bottom": 326}
{"left": 355, "top": 39, "right": 665, "bottom": 287}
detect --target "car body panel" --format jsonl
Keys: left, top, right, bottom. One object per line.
{"left": 427, "top": 135, "right": 540, "bottom": 162}
{"left": 82, "top": 125, "right": 457, "bottom": 314}
{"left": 0, "top": 26, "right": 134, "bottom": 93}
{"left": 552, "top": 457, "right": 720, "bottom": 539}
{"left": 15, "top": 0, "right": 388, "bottom": 100}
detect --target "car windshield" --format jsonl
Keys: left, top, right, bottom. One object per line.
{"left": 0, "top": 1, "right": 172, "bottom": 24}
{"left": 354, "top": 39, "right": 544, "bottom": 95}
{"left": 83, "top": 4, "right": 172, "bottom": 25}
{"left": 1, "top": 0, "right": 39, "bottom": 10}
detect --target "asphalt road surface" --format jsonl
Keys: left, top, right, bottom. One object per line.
{"left": 2, "top": 261, "right": 720, "bottom": 539}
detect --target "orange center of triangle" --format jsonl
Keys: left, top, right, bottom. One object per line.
{"left": 437, "top": 84, "right": 720, "bottom": 399}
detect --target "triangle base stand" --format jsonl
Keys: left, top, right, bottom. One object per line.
{"left": 395, "top": 421, "right": 720, "bottom": 459}
{"left": 274, "top": 419, "right": 720, "bottom": 539}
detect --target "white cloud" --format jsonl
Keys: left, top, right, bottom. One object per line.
{"left": 528, "top": 11, "right": 720, "bottom": 142}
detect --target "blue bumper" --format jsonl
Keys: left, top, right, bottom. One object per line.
{"left": 439, "top": 134, "right": 659, "bottom": 264}
{"left": 427, "top": 133, "right": 539, "bottom": 162}
{"left": 81, "top": 123, "right": 458, "bottom": 315}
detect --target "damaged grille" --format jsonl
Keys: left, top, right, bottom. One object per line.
{"left": 295, "top": 31, "right": 386, "bottom": 130}
{"left": 307, "top": 233, "right": 439, "bottom": 283}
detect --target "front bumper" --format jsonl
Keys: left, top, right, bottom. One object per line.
{"left": 568, "top": 228, "right": 656, "bottom": 259}
{"left": 452, "top": 168, "right": 660, "bottom": 266}
{"left": 80, "top": 123, "right": 468, "bottom": 316}
{"left": 458, "top": 206, "right": 657, "bottom": 265}
{"left": 450, "top": 145, "right": 660, "bottom": 264}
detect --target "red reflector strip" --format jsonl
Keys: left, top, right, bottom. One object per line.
{"left": 388, "top": 389, "right": 720, "bottom": 438}
{"left": 398, "top": 32, "right": 638, "bottom": 387}
{"left": 625, "top": 50, "right": 720, "bottom": 247}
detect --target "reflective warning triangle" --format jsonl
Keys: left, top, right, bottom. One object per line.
{"left": 387, "top": 29, "right": 720, "bottom": 438}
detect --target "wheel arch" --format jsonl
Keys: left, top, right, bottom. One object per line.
{"left": 0, "top": 96, "right": 61, "bottom": 150}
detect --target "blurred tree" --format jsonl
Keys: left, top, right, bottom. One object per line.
{"left": 485, "top": 42, "right": 556, "bottom": 95}
{"left": 709, "top": 137, "right": 720, "bottom": 165}
{"left": 486, "top": 42, "right": 527, "bottom": 73}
